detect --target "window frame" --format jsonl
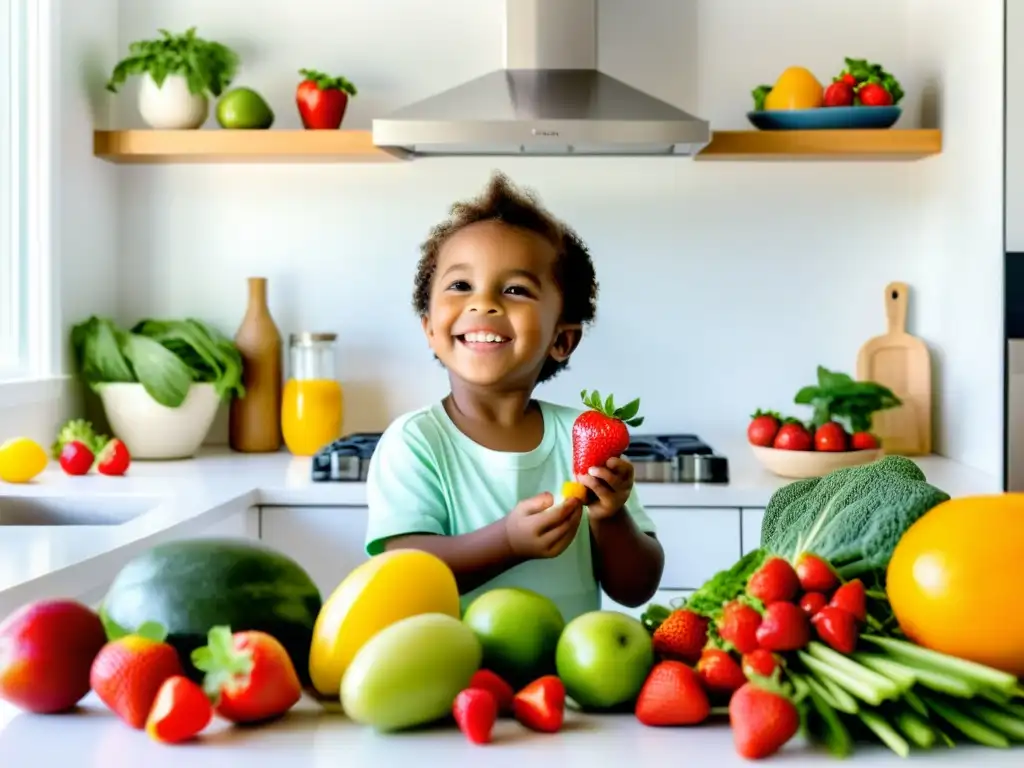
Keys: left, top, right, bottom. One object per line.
{"left": 0, "top": 0, "right": 62, "bottom": 408}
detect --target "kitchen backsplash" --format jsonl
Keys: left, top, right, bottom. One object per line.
{"left": 81, "top": 0, "right": 1002, "bottom": 474}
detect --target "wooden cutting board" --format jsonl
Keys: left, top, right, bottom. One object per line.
{"left": 855, "top": 281, "right": 933, "bottom": 455}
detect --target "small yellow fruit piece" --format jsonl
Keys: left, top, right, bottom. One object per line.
{"left": 561, "top": 480, "right": 587, "bottom": 502}
{"left": 764, "top": 66, "right": 824, "bottom": 110}
{"left": 0, "top": 437, "right": 48, "bottom": 484}
{"left": 308, "top": 549, "right": 461, "bottom": 698}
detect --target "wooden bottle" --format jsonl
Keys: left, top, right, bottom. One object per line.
{"left": 229, "top": 277, "right": 283, "bottom": 452}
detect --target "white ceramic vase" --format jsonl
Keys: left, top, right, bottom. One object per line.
{"left": 137, "top": 73, "right": 209, "bottom": 130}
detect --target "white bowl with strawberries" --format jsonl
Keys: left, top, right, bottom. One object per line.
{"left": 746, "top": 367, "right": 899, "bottom": 479}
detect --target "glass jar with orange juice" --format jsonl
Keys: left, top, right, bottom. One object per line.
{"left": 281, "top": 332, "right": 344, "bottom": 456}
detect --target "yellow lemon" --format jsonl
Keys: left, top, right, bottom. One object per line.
{"left": 0, "top": 437, "right": 49, "bottom": 483}
{"left": 764, "top": 66, "right": 824, "bottom": 110}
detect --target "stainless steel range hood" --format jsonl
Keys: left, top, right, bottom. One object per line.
{"left": 372, "top": 0, "right": 710, "bottom": 157}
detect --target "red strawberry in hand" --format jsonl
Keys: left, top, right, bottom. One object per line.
{"left": 296, "top": 68, "right": 358, "bottom": 130}
{"left": 572, "top": 389, "right": 644, "bottom": 476}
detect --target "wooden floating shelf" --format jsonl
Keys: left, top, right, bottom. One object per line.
{"left": 93, "top": 128, "right": 942, "bottom": 164}
{"left": 694, "top": 129, "right": 942, "bottom": 161}
{"left": 93, "top": 129, "right": 408, "bottom": 164}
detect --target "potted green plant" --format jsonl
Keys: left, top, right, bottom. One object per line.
{"left": 106, "top": 27, "right": 240, "bottom": 130}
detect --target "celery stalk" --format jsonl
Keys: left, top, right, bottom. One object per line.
{"left": 862, "top": 635, "right": 1018, "bottom": 695}
{"left": 853, "top": 653, "right": 917, "bottom": 689}
{"left": 807, "top": 642, "right": 903, "bottom": 697}
{"left": 922, "top": 695, "right": 1011, "bottom": 748}
{"left": 869, "top": 656, "right": 977, "bottom": 698}
{"left": 858, "top": 709, "right": 911, "bottom": 758}
{"left": 807, "top": 669, "right": 859, "bottom": 714}
{"left": 894, "top": 707, "right": 937, "bottom": 750}
{"left": 901, "top": 689, "right": 928, "bottom": 718}
{"left": 972, "top": 702, "right": 1024, "bottom": 741}
{"left": 798, "top": 652, "right": 888, "bottom": 706}
{"left": 806, "top": 686, "right": 854, "bottom": 758}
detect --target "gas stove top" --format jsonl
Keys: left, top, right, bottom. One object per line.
{"left": 311, "top": 432, "right": 729, "bottom": 484}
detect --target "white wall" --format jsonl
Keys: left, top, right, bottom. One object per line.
{"left": 0, "top": 0, "right": 120, "bottom": 444}
{"left": 90, "top": 0, "right": 1003, "bottom": 475}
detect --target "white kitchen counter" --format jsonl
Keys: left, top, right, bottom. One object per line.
{"left": 0, "top": 441, "right": 1001, "bottom": 615}
{"left": 0, "top": 694, "right": 1018, "bottom": 766}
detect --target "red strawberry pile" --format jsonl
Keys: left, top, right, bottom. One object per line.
{"left": 640, "top": 546, "right": 1024, "bottom": 760}
{"left": 638, "top": 553, "right": 864, "bottom": 759}
{"left": 747, "top": 366, "right": 902, "bottom": 455}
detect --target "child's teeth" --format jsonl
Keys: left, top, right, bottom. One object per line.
{"left": 464, "top": 332, "right": 507, "bottom": 343}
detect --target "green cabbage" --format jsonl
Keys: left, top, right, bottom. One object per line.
{"left": 760, "top": 455, "right": 950, "bottom": 579}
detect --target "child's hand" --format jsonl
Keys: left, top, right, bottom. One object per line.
{"left": 504, "top": 493, "right": 583, "bottom": 560}
{"left": 579, "top": 457, "right": 635, "bottom": 521}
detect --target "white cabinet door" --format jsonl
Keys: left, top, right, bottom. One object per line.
{"left": 601, "top": 589, "right": 693, "bottom": 621}
{"left": 647, "top": 508, "right": 741, "bottom": 590}
{"left": 259, "top": 506, "right": 369, "bottom": 598}
{"left": 741, "top": 508, "right": 766, "bottom": 554}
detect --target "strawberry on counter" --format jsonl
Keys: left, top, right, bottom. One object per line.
{"left": 90, "top": 625, "right": 184, "bottom": 729}
{"left": 192, "top": 625, "right": 301, "bottom": 724}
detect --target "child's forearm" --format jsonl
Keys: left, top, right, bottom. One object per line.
{"left": 383, "top": 521, "right": 525, "bottom": 594}
{"left": 590, "top": 511, "right": 665, "bottom": 607}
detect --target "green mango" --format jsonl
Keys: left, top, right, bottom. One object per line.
{"left": 216, "top": 87, "right": 274, "bottom": 129}
{"left": 340, "top": 612, "right": 481, "bottom": 731}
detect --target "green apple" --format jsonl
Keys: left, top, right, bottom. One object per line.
{"left": 555, "top": 610, "right": 654, "bottom": 710}
{"left": 462, "top": 587, "right": 564, "bottom": 688}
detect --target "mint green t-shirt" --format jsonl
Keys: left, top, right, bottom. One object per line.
{"left": 364, "top": 399, "right": 657, "bottom": 624}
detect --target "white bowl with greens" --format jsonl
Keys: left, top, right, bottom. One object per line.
{"left": 71, "top": 316, "right": 245, "bottom": 460}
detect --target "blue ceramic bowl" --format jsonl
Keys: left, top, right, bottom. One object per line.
{"left": 747, "top": 105, "right": 901, "bottom": 131}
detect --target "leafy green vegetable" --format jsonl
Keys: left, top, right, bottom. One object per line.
{"left": 794, "top": 365, "right": 902, "bottom": 432}
{"left": 751, "top": 84, "right": 772, "bottom": 111}
{"left": 50, "top": 418, "right": 109, "bottom": 459}
{"left": 70, "top": 316, "right": 245, "bottom": 408}
{"left": 106, "top": 27, "right": 239, "bottom": 97}
{"left": 684, "top": 547, "right": 768, "bottom": 617}
{"left": 759, "top": 455, "right": 949, "bottom": 580}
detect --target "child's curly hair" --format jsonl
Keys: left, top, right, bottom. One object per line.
{"left": 412, "top": 172, "right": 598, "bottom": 383}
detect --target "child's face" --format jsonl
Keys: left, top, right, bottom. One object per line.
{"left": 422, "top": 220, "right": 580, "bottom": 389}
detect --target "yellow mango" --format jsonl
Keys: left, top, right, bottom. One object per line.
{"left": 308, "top": 548, "right": 460, "bottom": 697}
{"left": 764, "top": 66, "right": 824, "bottom": 110}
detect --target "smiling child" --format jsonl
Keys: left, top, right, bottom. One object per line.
{"left": 364, "top": 172, "right": 665, "bottom": 622}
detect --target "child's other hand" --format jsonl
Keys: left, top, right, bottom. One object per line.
{"left": 579, "top": 457, "right": 634, "bottom": 521}
{"left": 504, "top": 493, "right": 583, "bottom": 560}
